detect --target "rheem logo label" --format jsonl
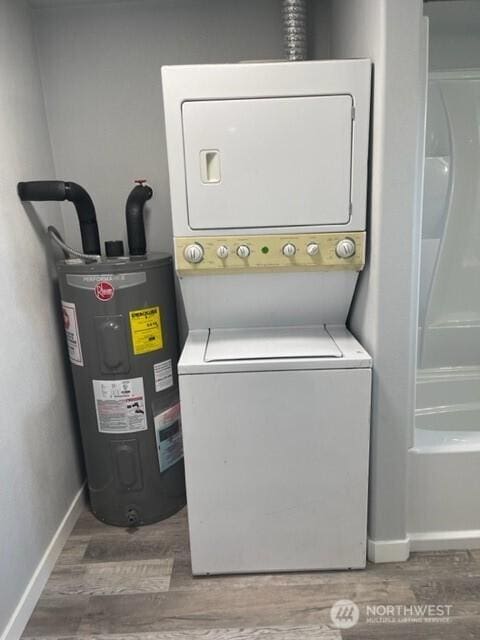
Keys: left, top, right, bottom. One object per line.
{"left": 95, "top": 281, "right": 115, "bottom": 301}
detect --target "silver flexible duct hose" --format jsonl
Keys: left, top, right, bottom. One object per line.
{"left": 282, "top": 0, "right": 307, "bottom": 61}
{"left": 47, "top": 225, "right": 101, "bottom": 262}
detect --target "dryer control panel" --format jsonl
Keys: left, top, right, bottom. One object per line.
{"left": 175, "top": 232, "right": 365, "bottom": 275}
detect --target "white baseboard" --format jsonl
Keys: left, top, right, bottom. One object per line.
{"left": 1, "top": 483, "right": 86, "bottom": 640}
{"left": 367, "top": 537, "right": 411, "bottom": 563}
{"left": 410, "top": 529, "right": 480, "bottom": 552}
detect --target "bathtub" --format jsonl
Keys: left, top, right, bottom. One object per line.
{"left": 416, "top": 427, "right": 480, "bottom": 451}
{"left": 408, "top": 368, "right": 480, "bottom": 551}
{"left": 416, "top": 366, "right": 480, "bottom": 450}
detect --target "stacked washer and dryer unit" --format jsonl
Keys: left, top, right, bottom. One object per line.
{"left": 162, "top": 59, "right": 372, "bottom": 574}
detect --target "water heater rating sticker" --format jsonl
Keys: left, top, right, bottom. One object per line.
{"left": 93, "top": 377, "right": 147, "bottom": 434}
{"left": 129, "top": 306, "right": 163, "bottom": 355}
{"left": 154, "top": 403, "right": 183, "bottom": 472}
{"left": 61, "top": 301, "right": 83, "bottom": 367}
{"left": 153, "top": 359, "right": 173, "bottom": 392}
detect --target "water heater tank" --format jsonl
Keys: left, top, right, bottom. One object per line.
{"left": 57, "top": 254, "right": 185, "bottom": 526}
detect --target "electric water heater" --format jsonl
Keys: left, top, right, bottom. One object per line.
{"left": 17, "top": 180, "right": 186, "bottom": 526}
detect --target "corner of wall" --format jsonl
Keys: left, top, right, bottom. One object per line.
{"left": 0, "top": 2, "right": 85, "bottom": 637}
{"left": 328, "top": 0, "right": 427, "bottom": 551}
{"left": 1, "top": 486, "right": 85, "bottom": 640}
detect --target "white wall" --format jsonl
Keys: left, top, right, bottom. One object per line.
{"left": 32, "top": 0, "right": 329, "bottom": 254}
{"left": 330, "top": 0, "right": 427, "bottom": 560}
{"left": 0, "top": 1, "right": 84, "bottom": 638}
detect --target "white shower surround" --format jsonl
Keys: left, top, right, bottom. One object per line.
{"left": 409, "top": 69, "right": 480, "bottom": 551}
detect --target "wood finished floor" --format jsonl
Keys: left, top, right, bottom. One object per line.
{"left": 22, "top": 507, "right": 480, "bottom": 639}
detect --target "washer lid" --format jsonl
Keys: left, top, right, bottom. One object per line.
{"left": 204, "top": 325, "right": 342, "bottom": 362}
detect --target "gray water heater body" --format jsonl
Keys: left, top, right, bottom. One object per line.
{"left": 57, "top": 253, "right": 186, "bottom": 526}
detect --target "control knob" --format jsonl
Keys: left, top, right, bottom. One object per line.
{"left": 335, "top": 238, "right": 356, "bottom": 259}
{"left": 217, "top": 245, "right": 229, "bottom": 259}
{"left": 236, "top": 245, "right": 250, "bottom": 258}
{"left": 184, "top": 243, "right": 204, "bottom": 264}
{"left": 306, "top": 242, "right": 319, "bottom": 256}
{"left": 282, "top": 243, "right": 296, "bottom": 257}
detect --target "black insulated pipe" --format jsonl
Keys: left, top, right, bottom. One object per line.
{"left": 17, "top": 180, "right": 101, "bottom": 255}
{"left": 126, "top": 183, "right": 153, "bottom": 256}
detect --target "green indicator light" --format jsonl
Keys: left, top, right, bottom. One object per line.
{"left": 261, "top": 246, "right": 269, "bottom": 254}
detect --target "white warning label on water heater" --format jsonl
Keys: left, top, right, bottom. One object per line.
{"left": 61, "top": 301, "right": 83, "bottom": 367}
{"left": 154, "top": 403, "right": 183, "bottom": 472}
{"left": 93, "top": 377, "right": 148, "bottom": 434}
{"left": 153, "top": 359, "right": 173, "bottom": 392}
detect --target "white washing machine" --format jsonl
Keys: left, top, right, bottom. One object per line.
{"left": 162, "top": 59, "right": 372, "bottom": 574}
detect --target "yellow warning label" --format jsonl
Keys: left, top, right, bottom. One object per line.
{"left": 129, "top": 306, "right": 163, "bottom": 355}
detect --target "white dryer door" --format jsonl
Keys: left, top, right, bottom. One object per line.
{"left": 182, "top": 95, "right": 353, "bottom": 230}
